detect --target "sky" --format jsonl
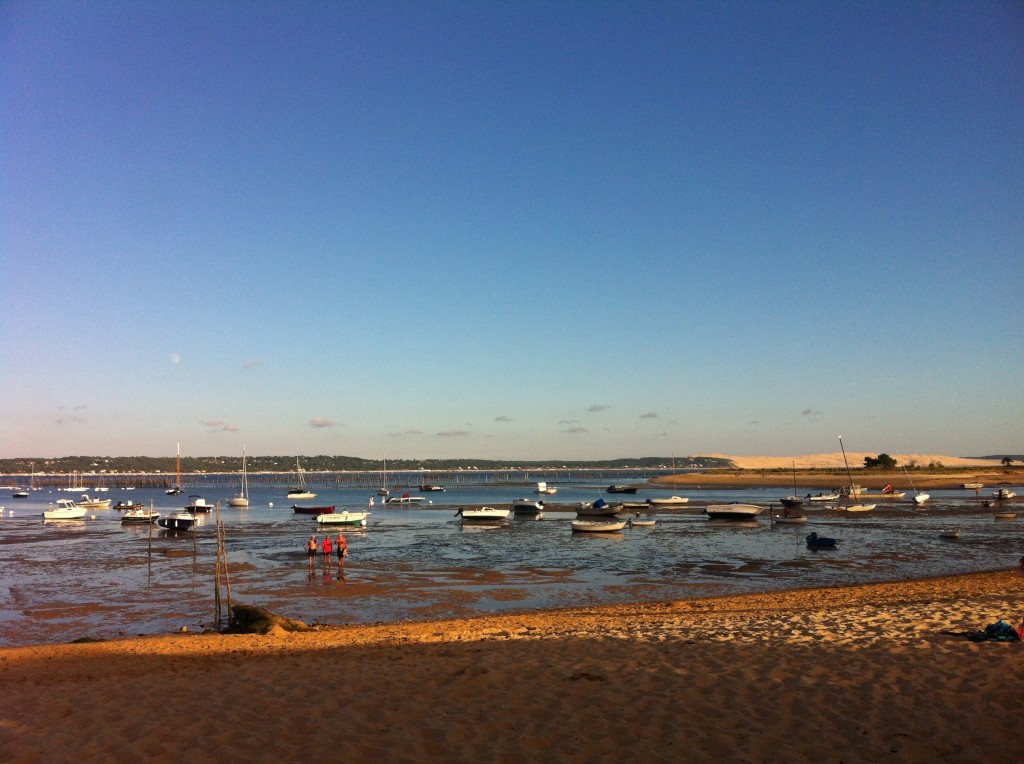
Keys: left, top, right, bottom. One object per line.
{"left": 1, "top": 1, "right": 1022, "bottom": 461}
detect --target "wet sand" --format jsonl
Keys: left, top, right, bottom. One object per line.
{"left": 2, "top": 570, "right": 1022, "bottom": 762}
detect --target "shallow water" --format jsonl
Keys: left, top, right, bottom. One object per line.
{"left": 0, "top": 484, "right": 1021, "bottom": 645}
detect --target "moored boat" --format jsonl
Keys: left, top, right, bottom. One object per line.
{"left": 806, "top": 531, "right": 839, "bottom": 548}
{"left": 535, "top": 482, "right": 557, "bottom": 495}
{"left": 316, "top": 511, "right": 369, "bottom": 526}
{"left": 571, "top": 519, "right": 627, "bottom": 532}
{"left": 77, "top": 494, "right": 112, "bottom": 509}
{"left": 647, "top": 496, "right": 689, "bottom": 506}
{"left": 157, "top": 510, "right": 196, "bottom": 530}
{"left": 43, "top": 499, "right": 87, "bottom": 520}
{"left": 807, "top": 493, "right": 840, "bottom": 502}
{"left": 605, "top": 485, "right": 637, "bottom": 494}
{"left": 843, "top": 504, "right": 876, "bottom": 512}
{"left": 705, "top": 503, "right": 763, "bottom": 520}
{"left": 576, "top": 498, "right": 621, "bottom": 516}
{"left": 121, "top": 508, "right": 161, "bottom": 525}
{"left": 293, "top": 505, "right": 335, "bottom": 515}
{"left": 456, "top": 507, "right": 510, "bottom": 524}
{"left": 512, "top": 499, "right": 545, "bottom": 514}
{"left": 993, "top": 488, "right": 1016, "bottom": 500}
{"left": 185, "top": 496, "right": 215, "bottom": 513}
{"left": 419, "top": 483, "right": 445, "bottom": 492}
{"left": 114, "top": 500, "right": 143, "bottom": 511}
{"left": 962, "top": 482, "right": 984, "bottom": 490}
{"left": 386, "top": 494, "right": 426, "bottom": 505}
{"left": 938, "top": 528, "right": 961, "bottom": 539}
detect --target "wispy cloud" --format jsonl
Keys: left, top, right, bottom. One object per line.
{"left": 587, "top": 404, "right": 609, "bottom": 412}
{"left": 202, "top": 419, "right": 238, "bottom": 432}
{"left": 390, "top": 429, "right": 423, "bottom": 437}
{"left": 309, "top": 418, "right": 341, "bottom": 428}
{"left": 558, "top": 419, "right": 579, "bottom": 425}
{"left": 243, "top": 359, "right": 262, "bottom": 369}
{"left": 54, "top": 416, "right": 85, "bottom": 425}
{"left": 202, "top": 419, "right": 225, "bottom": 427}
{"left": 801, "top": 409, "right": 822, "bottom": 416}
{"left": 562, "top": 426, "right": 588, "bottom": 434}
{"left": 640, "top": 412, "right": 658, "bottom": 419}
{"left": 436, "top": 430, "right": 470, "bottom": 438}
{"left": 494, "top": 415, "right": 512, "bottom": 422}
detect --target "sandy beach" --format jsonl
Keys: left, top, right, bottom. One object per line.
{"left": 2, "top": 570, "right": 1022, "bottom": 763}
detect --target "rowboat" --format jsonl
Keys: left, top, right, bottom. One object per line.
{"left": 843, "top": 504, "right": 876, "bottom": 512}
{"left": 293, "top": 505, "right": 335, "bottom": 515}
{"left": 628, "top": 518, "right": 656, "bottom": 527}
{"left": 572, "top": 519, "right": 627, "bottom": 532}
{"left": 316, "top": 511, "right": 369, "bottom": 526}
{"left": 705, "top": 503, "right": 763, "bottom": 520}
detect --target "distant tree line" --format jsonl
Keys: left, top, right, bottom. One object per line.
{"left": 0, "top": 454, "right": 733, "bottom": 474}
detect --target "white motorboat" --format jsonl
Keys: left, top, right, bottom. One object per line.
{"left": 535, "top": 482, "right": 557, "bottom": 495}
{"left": 576, "top": 498, "right": 621, "bottom": 516}
{"left": 185, "top": 496, "right": 215, "bottom": 513}
{"left": 647, "top": 496, "right": 689, "bottom": 506}
{"left": 77, "top": 494, "right": 112, "bottom": 509}
{"left": 121, "top": 508, "right": 161, "bottom": 525}
{"left": 512, "top": 499, "right": 545, "bottom": 514}
{"left": 456, "top": 507, "right": 510, "bottom": 524}
{"left": 315, "top": 511, "right": 370, "bottom": 526}
{"left": 43, "top": 499, "right": 87, "bottom": 520}
{"left": 962, "top": 482, "right": 984, "bottom": 490}
{"left": 571, "top": 519, "right": 627, "bottom": 532}
{"left": 158, "top": 510, "right": 196, "bottom": 530}
{"left": 807, "top": 493, "right": 840, "bottom": 502}
{"left": 993, "top": 488, "right": 1016, "bottom": 500}
{"left": 705, "top": 503, "right": 763, "bottom": 520}
{"left": 114, "top": 500, "right": 142, "bottom": 511}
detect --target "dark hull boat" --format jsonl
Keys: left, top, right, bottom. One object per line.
{"left": 293, "top": 505, "right": 335, "bottom": 515}
{"left": 606, "top": 485, "right": 638, "bottom": 494}
{"left": 157, "top": 511, "right": 196, "bottom": 530}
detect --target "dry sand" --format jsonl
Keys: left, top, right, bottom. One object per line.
{"left": 700, "top": 453, "right": 1003, "bottom": 470}
{"left": 2, "top": 570, "right": 1022, "bottom": 763}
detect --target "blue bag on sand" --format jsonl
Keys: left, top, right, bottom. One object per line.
{"left": 982, "top": 620, "right": 1021, "bottom": 642}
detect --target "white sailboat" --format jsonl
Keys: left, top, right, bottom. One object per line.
{"left": 838, "top": 436, "right": 874, "bottom": 512}
{"left": 903, "top": 465, "right": 929, "bottom": 505}
{"left": 287, "top": 458, "right": 316, "bottom": 499}
{"left": 227, "top": 446, "right": 250, "bottom": 507}
{"left": 166, "top": 443, "right": 182, "bottom": 495}
{"left": 377, "top": 452, "right": 389, "bottom": 496}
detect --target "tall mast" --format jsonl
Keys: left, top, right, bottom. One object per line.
{"left": 838, "top": 435, "right": 853, "bottom": 490}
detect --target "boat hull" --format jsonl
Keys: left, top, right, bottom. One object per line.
{"left": 316, "top": 512, "right": 369, "bottom": 526}
{"left": 705, "top": 504, "right": 763, "bottom": 520}
{"left": 293, "top": 505, "right": 335, "bottom": 515}
{"left": 572, "top": 520, "right": 627, "bottom": 532}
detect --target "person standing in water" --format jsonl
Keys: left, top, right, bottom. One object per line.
{"left": 321, "top": 534, "right": 333, "bottom": 569}
{"left": 336, "top": 532, "right": 349, "bottom": 567}
{"left": 306, "top": 536, "right": 318, "bottom": 570}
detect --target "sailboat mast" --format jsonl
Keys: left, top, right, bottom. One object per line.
{"left": 176, "top": 442, "right": 181, "bottom": 489}
{"left": 838, "top": 436, "right": 853, "bottom": 489}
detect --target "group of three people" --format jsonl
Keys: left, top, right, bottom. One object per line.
{"left": 306, "top": 532, "right": 348, "bottom": 569}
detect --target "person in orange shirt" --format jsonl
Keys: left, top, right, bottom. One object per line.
{"left": 336, "top": 533, "right": 349, "bottom": 566}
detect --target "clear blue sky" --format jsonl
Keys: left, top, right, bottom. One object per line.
{"left": 2, "top": 1, "right": 1021, "bottom": 461}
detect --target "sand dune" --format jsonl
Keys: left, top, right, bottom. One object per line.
{"left": 700, "top": 452, "right": 1003, "bottom": 470}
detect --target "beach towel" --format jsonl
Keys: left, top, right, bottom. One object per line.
{"left": 961, "top": 620, "right": 1021, "bottom": 643}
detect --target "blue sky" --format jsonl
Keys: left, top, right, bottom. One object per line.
{"left": 2, "top": 1, "right": 1021, "bottom": 460}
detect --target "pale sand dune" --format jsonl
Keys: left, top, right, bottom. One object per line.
{"left": 700, "top": 452, "right": 1003, "bottom": 469}
{"left": 1, "top": 571, "right": 1022, "bottom": 763}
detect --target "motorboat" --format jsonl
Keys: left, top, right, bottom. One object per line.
{"left": 78, "top": 494, "right": 112, "bottom": 509}
{"left": 843, "top": 504, "right": 876, "bottom": 512}
{"left": 705, "top": 503, "right": 763, "bottom": 520}
{"left": 419, "top": 483, "right": 445, "bottom": 492}
{"left": 43, "top": 499, "right": 87, "bottom": 520}
{"left": 316, "top": 511, "right": 369, "bottom": 526}
{"left": 779, "top": 496, "right": 804, "bottom": 508}
{"left": 807, "top": 493, "right": 840, "bottom": 502}
{"left": 512, "top": 499, "right": 545, "bottom": 514}
{"left": 185, "top": 496, "right": 215, "bottom": 513}
{"left": 293, "top": 505, "right": 335, "bottom": 515}
{"left": 12, "top": 490, "right": 29, "bottom": 499}
{"left": 114, "top": 500, "right": 142, "bottom": 511}
{"left": 993, "top": 488, "right": 1016, "bottom": 500}
{"left": 647, "top": 496, "right": 689, "bottom": 506}
{"left": 157, "top": 510, "right": 196, "bottom": 530}
{"left": 456, "top": 507, "right": 510, "bottom": 524}
{"left": 606, "top": 485, "right": 638, "bottom": 494}
{"left": 806, "top": 531, "right": 839, "bottom": 548}
{"left": 121, "top": 508, "right": 161, "bottom": 525}
{"left": 535, "top": 482, "right": 557, "bottom": 495}
{"left": 772, "top": 506, "right": 807, "bottom": 524}
{"left": 386, "top": 495, "right": 426, "bottom": 505}
{"left": 576, "top": 498, "right": 621, "bottom": 516}
{"left": 571, "top": 519, "right": 627, "bottom": 533}
{"left": 939, "top": 529, "right": 961, "bottom": 539}
{"left": 962, "top": 482, "right": 984, "bottom": 490}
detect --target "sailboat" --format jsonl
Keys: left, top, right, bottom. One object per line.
{"left": 165, "top": 443, "right": 182, "bottom": 495}
{"left": 837, "top": 436, "right": 875, "bottom": 511}
{"left": 227, "top": 446, "right": 250, "bottom": 507}
{"left": 377, "top": 453, "right": 389, "bottom": 496}
{"left": 903, "top": 465, "right": 929, "bottom": 505}
{"left": 780, "top": 460, "right": 804, "bottom": 508}
{"left": 287, "top": 458, "right": 316, "bottom": 499}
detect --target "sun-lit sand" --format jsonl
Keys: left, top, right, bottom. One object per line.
{"left": 2, "top": 570, "right": 1022, "bottom": 763}
{"left": 700, "top": 453, "right": 1003, "bottom": 470}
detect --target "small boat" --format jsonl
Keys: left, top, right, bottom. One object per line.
{"left": 938, "top": 529, "right": 961, "bottom": 539}
{"left": 780, "top": 461, "right": 804, "bottom": 508}
{"left": 227, "top": 447, "right": 250, "bottom": 507}
{"left": 993, "top": 488, "right": 1016, "bottom": 500}
{"left": 994, "top": 512, "right": 1017, "bottom": 520}
{"left": 121, "top": 508, "right": 161, "bottom": 525}
{"left": 705, "top": 503, "right": 763, "bottom": 520}
{"left": 962, "top": 482, "right": 984, "bottom": 490}
{"left": 843, "top": 504, "right": 876, "bottom": 512}
{"left": 293, "top": 504, "right": 335, "bottom": 515}
{"left": 903, "top": 467, "right": 929, "bottom": 505}
{"left": 386, "top": 494, "right": 426, "bottom": 505}
{"left": 419, "top": 483, "right": 445, "bottom": 492}
{"left": 157, "top": 510, "right": 196, "bottom": 530}
{"left": 12, "top": 490, "right": 29, "bottom": 499}
{"left": 43, "top": 499, "right": 87, "bottom": 520}
{"left": 456, "top": 507, "right": 510, "bottom": 524}
{"left": 807, "top": 493, "right": 840, "bottom": 502}
{"left": 535, "top": 482, "right": 557, "bottom": 495}
{"left": 114, "top": 500, "right": 143, "bottom": 511}
{"left": 606, "top": 485, "right": 638, "bottom": 494}
{"left": 316, "top": 511, "right": 369, "bottom": 526}
{"left": 647, "top": 496, "right": 689, "bottom": 506}
{"left": 571, "top": 519, "right": 627, "bottom": 533}
{"left": 77, "top": 494, "right": 112, "bottom": 509}
{"left": 772, "top": 506, "right": 808, "bottom": 524}
{"left": 628, "top": 518, "right": 656, "bottom": 527}
{"left": 166, "top": 442, "right": 183, "bottom": 495}
{"left": 576, "top": 498, "right": 621, "bottom": 516}
{"left": 185, "top": 496, "right": 215, "bottom": 513}
{"left": 806, "top": 531, "right": 839, "bottom": 548}
{"left": 512, "top": 499, "right": 545, "bottom": 514}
